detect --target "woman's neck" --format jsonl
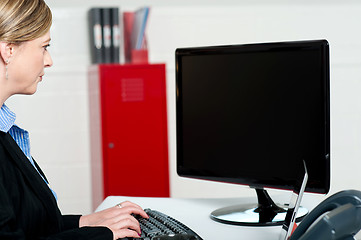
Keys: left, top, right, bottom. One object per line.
{"left": 0, "top": 78, "right": 12, "bottom": 107}
{"left": 0, "top": 91, "right": 10, "bottom": 107}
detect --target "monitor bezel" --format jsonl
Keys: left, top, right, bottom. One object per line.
{"left": 175, "top": 40, "right": 330, "bottom": 194}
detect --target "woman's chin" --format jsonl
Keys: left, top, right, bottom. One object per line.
{"left": 22, "top": 86, "right": 38, "bottom": 95}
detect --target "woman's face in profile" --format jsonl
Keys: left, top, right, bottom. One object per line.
{"left": 8, "top": 30, "right": 53, "bottom": 95}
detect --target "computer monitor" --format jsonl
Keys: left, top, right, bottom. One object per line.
{"left": 175, "top": 40, "right": 330, "bottom": 226}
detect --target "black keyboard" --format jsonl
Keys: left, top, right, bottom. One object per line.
{"left": 122, "top": 208, "right": 203, "bottom": 240}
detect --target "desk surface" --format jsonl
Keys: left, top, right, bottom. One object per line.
{"left": 96, "top": 193, "right": 333, "bottom": 240}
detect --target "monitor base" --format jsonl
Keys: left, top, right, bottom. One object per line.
{"left": 210, "top": 189, "right": 308, "bottom": 226}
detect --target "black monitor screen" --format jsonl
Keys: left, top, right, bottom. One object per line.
{"left": 176, "top": 40, "right": 330, "bottom": 194}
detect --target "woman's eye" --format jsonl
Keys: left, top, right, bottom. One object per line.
{"left": 43, "top": 44, "right": 50, "bottom": 51}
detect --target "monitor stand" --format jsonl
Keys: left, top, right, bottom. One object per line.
{"left": 211, "top": 161, "right": 309, "bottom": 226}
{"left": 210, "top": 188, "right": 308, "bottom": 226}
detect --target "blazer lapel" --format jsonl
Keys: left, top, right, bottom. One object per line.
{"left": 0, "top": 132, "right": 62, "bottom": 229}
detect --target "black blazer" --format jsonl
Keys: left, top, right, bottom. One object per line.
{"left": 0, "top": 131, "right": 112, "bottom": 240}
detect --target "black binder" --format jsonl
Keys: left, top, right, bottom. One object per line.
{"left": 111, "top": 8, "right": 120, "bottom": 63}
{"left": 88, "top": 8, "right": 103, "bottom": 64}
{"left": 102, "top": 8, "right": 112, "bottom": 63}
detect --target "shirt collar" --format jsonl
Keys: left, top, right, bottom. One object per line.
{"left": 0, "top": 104, "right": 16, "bottom": 133}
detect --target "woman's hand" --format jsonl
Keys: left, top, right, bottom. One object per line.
{"left": 79, "top": 201, "right": 149, "bottom": 240}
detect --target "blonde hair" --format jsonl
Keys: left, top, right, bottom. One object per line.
{"left": 0, "top": 0, "right": 52, "bottom": 44}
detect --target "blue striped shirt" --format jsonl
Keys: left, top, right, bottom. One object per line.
{"left": 0, "top": 104, "right": 57, "bottom": 200}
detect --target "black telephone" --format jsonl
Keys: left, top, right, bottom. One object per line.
{"left": 289, "top": 189, "right": 361, "bottom": 240}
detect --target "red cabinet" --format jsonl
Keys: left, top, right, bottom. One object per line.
{"left": 89, "top": 64, "right": 169, "bottom": 209}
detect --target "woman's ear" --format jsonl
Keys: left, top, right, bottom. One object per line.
{"left": 0, "top": 42, "right": 13, "bottom": 64}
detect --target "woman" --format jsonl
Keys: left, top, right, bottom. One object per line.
{"left": 0, "top": 0, "right": 148, "bottom": 239}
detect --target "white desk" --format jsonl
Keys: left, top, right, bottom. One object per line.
{"left": 96, "top": 194, "right": 329, "bottom": 240}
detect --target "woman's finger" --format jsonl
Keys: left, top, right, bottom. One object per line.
{"left": 118, "top": 201, "right": 144, "bottom": 211}
{"left": 107, "top": 216, "right": 142, "bottom": 236}
{"left": 113, "top": 228, "right": 141, "bottom": 240}
{"left": 113, "top": 204, "right": 149, "bottom": 219}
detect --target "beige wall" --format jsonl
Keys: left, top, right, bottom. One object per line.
{"left": 7, "top": 0, "right": 361, "bottom": 214}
